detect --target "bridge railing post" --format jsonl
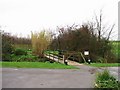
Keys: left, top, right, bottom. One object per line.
{"left": 63, "top": 55, "right": 65, "bottom": 63}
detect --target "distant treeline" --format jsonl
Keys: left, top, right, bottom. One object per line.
{"left": 1, "top": 31, "right": 31, "bottom": 49}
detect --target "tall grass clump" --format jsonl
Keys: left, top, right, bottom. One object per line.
{"left": 95, "top": 69, "right": 120, "bottom": 89}
{"left": 31, "top": 30, "right": 52, "bottom": 57}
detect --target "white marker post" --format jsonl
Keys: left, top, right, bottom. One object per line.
{"left": 84, "top": 51, "right": 90, "bottom": 64}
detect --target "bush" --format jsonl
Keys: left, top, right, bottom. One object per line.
{"left": 11, "top": 54, "right": 50, "bottom": 62}
{"left": 37, "top": 57, "right": 50, "bottom": 62}
{"left": 95, "top": 70, "right": 120, "bottom": 89}
{"left": 18, "top": 55, "right": 37, "bottom": 62}
{"left": 11, "top": 54, "right": 39, "bottom": 62}
{"left": 14, "top": 48, "right": 27, "bottom": 56}
{"left": 96, "top": 57, "right": 105, "bottom": 63}
{"left": 2, "top": 54, "right": 12, "bottom": 61}
{"left": 2, "top": 31, "right": 14, "bottom": 61}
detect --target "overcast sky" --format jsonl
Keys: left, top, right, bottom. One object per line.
{"left": 0, "top": 0, "right": 119, "bottom": 40}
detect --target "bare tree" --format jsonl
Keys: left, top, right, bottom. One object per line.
{"left": 94, "top": 10, "right": 115, "bottom": 41}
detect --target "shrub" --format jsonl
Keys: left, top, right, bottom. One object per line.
{"left": 2, "top": 54, "right": 12, "bottom": 61}
{"left": 11, "top": 54, "right": 50, "bottom": 62}
{"left": 19, "top": 55, "right": 38, "bottom": 62}
{"left": 95, "top": 70, "right": 120, "bottom": 89}
{"left": 37, "top": 57, "right": 50, "bottom": 62}
{"left": 2, "top": 31, "right": 14, "bottom": 61}
{"left": 11, "top": 54, "right": 38, "bottom": 62}
{"left": 96, "top": 57, "right": 105, "bottom": 63}
{"left": 14, "top": 48, "right": 27, "bottom": 56}
{"left": 96, "top": 70, "right": 110, "bottom": 81}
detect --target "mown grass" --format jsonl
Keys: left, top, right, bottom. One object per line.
{"left": 0, "top": 62, "right": 1, "bottom": 68}
{"left": 87, "top": 63, "right": 120, "bottom": 67}
{"left": 0, "top": 62, "right": 78, "bottom": 69}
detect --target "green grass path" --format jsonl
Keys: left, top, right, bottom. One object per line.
{"left": 86, "top": 63, "right": 120, "bottom": 67}
{"left": 0, "top": 62, "right": 77, "bottom": 69}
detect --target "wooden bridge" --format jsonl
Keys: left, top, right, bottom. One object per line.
{"left": 44, "top": 53, "right": 83, "bottom": 66}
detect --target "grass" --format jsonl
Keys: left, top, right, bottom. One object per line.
{"left": 87, "top": 63, "right": 120, "bottom": 67}
{"left": 0, "top": 62, "right": 1, "bottom": 68}
{"left": 95, "top": 69, "right": 120, "bottom": 88}
{"left": 0, "top": 62, "right": 78, "bottom": 69}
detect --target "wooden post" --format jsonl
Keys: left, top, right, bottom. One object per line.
{"left": 63, "top": 55, "right": 65, "bottom": 63}
{"left": 57, "top": 56, "right": 59, "bottom": 62}
{"left": 53, "top": 54, "right": 54, "bottom": 61}
{"left": 49, "top": 52, "right": 50, "bottom": 59}
{"left": 80, "top": 52, "right": 87, "bottom": 63}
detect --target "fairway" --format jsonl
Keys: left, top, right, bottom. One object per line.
{"left": 1, "top": 62, "right": 77, "bottom": 69}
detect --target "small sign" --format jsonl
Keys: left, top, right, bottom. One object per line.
{"left": 84, "top": 51, "right": 89, "bottom": 55}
